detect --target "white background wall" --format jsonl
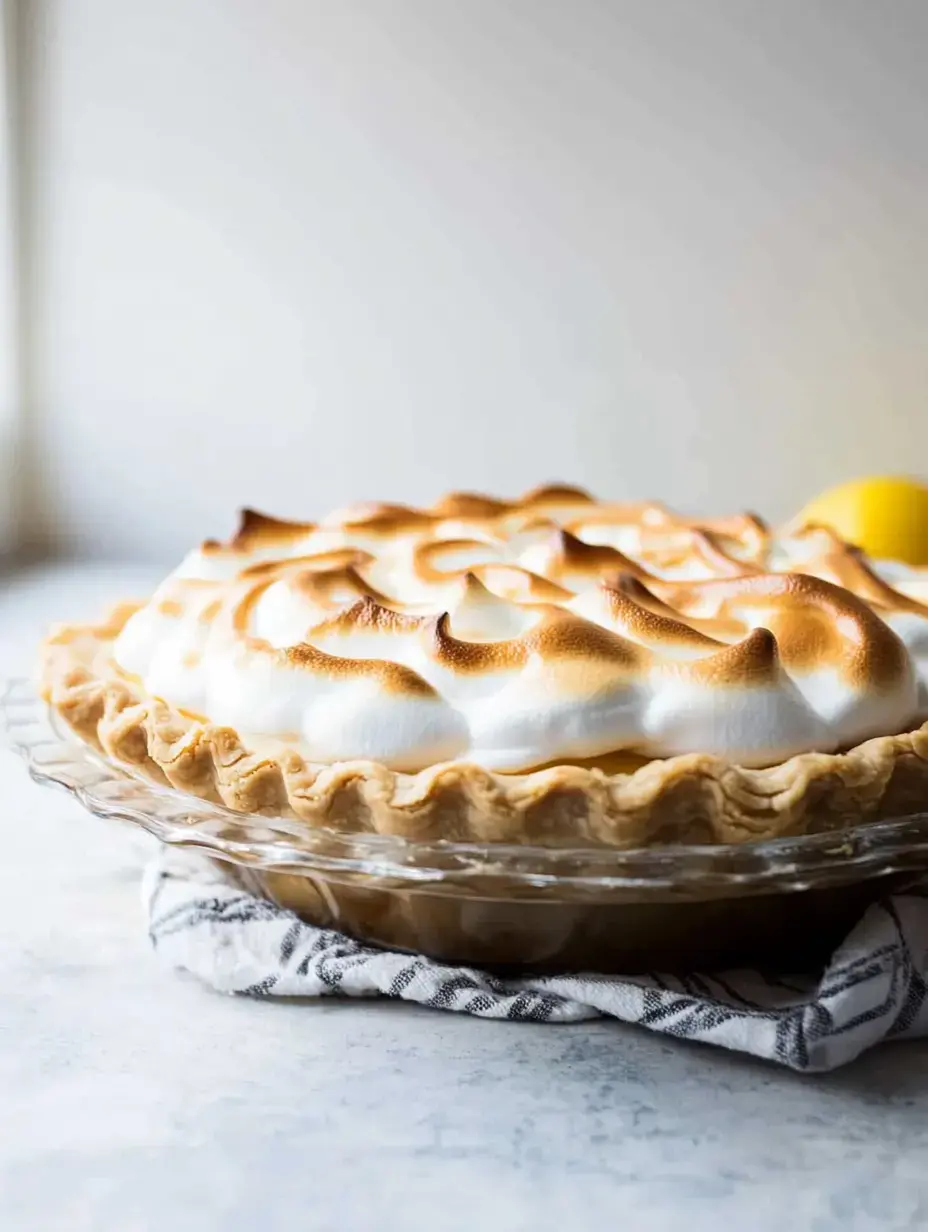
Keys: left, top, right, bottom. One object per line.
{"left": 17, "top": 0, "right": 928, "bottom": 560}
{"left": 0, "top": 0, "right": 19, "bottom": 553}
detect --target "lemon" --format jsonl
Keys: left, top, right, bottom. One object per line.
{"left": 792, "top": 476, "right": 928, "bottom": 565}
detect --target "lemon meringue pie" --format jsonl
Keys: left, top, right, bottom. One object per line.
{"left": 40, "top": 485, "right": 928, "bottom": 847}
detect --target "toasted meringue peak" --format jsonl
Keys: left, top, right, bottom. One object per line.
{"left": 320, "top": 501, "right": 435, "bottom": 533}
{"left": 200, "top": 509, "right": 317, "bottom": 560}
{"left": 429, "top": 491, "right": 512, "bottom": 518}
{"left": 230, "top": 508, "right": 316, "bottom": 547}
{"left": 518, "top": 528, "right": 649, "bottom": 588}
{"left": 520, "top": 482, "right": 596, "bottom": 505}
{"left": 568, "top": 579, "right": 726, "bottom": 657}
{"left": 110, "top": 486, "right": 928, "bottom": 770}
{"left": 472, "top": 563, "right": 574, "bottom": 605}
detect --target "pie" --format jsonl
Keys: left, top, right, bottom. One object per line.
{"left": 40, "top": 484, "right": 928, "bottom": 849}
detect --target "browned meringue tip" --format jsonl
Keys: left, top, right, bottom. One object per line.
{"left": 789, "top": 522, "right": 863, "bottom": 550}
{"left": 430, "top": 491, "right": 512, "bottom": 518}
{"left": 685, "top": 627, "right": 780, "bottom": 686}
{"left": 424, "top": 611, "right": 527, "bottom": 673}
{"left": 241, "top": 548, "right": 375, "bottom": 578}
{"left": 782, "top": 515, "right": 849, "bottom": 541}
{"left": 457, "top": 570, "right": 502, "bottom": 601}
{"left": 309, "top": 596, "right": 426, "bottom": 639}
{"left": 788, "top": 529, "right": 928, "bottom": 617}
{"left": 605, "top": 574, "right": 744, "bottom": 642}
{"left": 567, "top": 500, "right": 674, "bottom": 531}
{"left": 290, "top": 564, "right": 394, "bottom": 609}
{"left": 607, "top": 572, "right": 669, "bottom": 603}
{"left": 526, "top": 609, "right": 649, "bottom": 667}
{"left": 321, "top": 501, "right": 435, "bottom": 533}
{"left": 201, "top": 509, "right": 315, "bottom": 554}
{"left": 544, "top": 528, "right": 648, "bottom": 576}
{"left": 821, "top": 553, "right": 928, "bottom": 618}
{"left": 590, "top": 577, "right": 726, "bottom": 651}
{"left": 690, "top": 529, "right": 761, "bottom": 576}
{"left": 419, "top": 605, "right": 647, "bottom": 675}
{"left": 520, "top": 482, "right": 596, "bottom": 506}
{"left": 471, "top": 563, "right": 574, "bottom": 604}
{"left": 284, "top": 636, "right": 438, "bottom": 697}
{"left": 703, "top": 511, "right": 770, "bottom": 539}
{"left": 228, "top": 508, "right": 316, "bottom": 548}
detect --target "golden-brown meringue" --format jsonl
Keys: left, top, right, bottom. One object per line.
{"left": 101, "top": 486, "right": 928, "bottom": 771}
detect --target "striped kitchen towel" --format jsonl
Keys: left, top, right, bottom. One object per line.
{"left": 143, "top": 849, "right": 928, "bottom": 1072}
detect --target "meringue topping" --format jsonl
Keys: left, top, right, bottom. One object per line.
{"left": 112, "top": 487, "right": 928, "bottom": 771}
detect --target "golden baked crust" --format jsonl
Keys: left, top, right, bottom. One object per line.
{"left": 40, "top": 603, "right": 928, "bottom": 849}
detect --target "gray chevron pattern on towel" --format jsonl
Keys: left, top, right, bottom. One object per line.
{"left": 143, "top": 850, "right": 928, "bottom": 1072}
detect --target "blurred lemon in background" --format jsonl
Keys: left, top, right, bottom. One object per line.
{"left": 792, "top": 476, "right": 928, "bottom": 565}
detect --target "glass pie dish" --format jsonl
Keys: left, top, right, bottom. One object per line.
{"left": 6, "top": 676, "right": 928, "bottom": 973}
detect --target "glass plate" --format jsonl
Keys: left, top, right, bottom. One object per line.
{"left": 5, "top": 677, "right": 928, "bottom": 972}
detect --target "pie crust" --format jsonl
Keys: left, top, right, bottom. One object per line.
{"left": 41, "top": 601, "right": 928, "bottom": 849}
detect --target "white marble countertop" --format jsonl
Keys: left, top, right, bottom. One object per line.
{"left": 3, "top": 563, "right": 928, "bottom": 1231}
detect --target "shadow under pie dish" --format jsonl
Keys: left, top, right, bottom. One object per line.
{"left": 36, "top": 485, "right": 928, "bottom": 971}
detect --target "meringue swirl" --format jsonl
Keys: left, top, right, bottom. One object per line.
{"left": 111, "top": 485, "right": 928, "bottom": 771}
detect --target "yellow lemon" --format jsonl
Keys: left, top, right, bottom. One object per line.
{"left": 793, "top": 476, "right": 928, "bottom": 565}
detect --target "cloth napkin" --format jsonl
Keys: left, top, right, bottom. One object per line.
{"left": 143, "top": 849, "right": 928, "bottom": 1072}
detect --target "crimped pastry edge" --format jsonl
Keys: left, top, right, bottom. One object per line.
{"left": 39, "top": 607, "right": 928, "bottom": 850}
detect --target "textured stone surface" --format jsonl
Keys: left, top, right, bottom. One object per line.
{"left": 2, "top": 565, "right": 928, "bottom": 1231}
